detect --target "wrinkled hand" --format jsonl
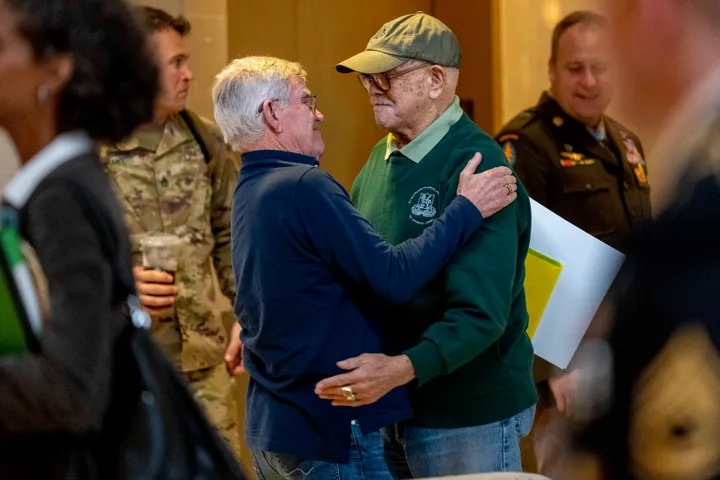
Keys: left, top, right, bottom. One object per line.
{"left": 225, "top": 322, "right": 245, "bottom": 376}
{"left": 457, "top": 152, "right": 518, "bottom": 218}
{"left": 314, "top": 354, "right": 415, "bottom": 407}
{"left": 549, "top": 369, "right": 581, "bottom": 416}
{"left": 133, "top": 266, "right": 177, "bottom": 316}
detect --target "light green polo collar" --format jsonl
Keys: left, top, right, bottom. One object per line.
{"left": 384, "top": 96, "right": 464, "bottom": 163}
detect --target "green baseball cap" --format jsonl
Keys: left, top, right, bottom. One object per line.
{"left": 336, "top": 12, "right": 461, "bottom": 74}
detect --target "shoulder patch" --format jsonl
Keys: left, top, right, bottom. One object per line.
{"left": 497, "top": 133, "right": 519, "bottom": 143}
{"left": 502, "top": 141, "right": 517, "bottom": 166}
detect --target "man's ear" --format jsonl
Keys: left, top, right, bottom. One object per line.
{"left": 548, "top": 58, "right": 557, "bottom": 86}
{"left": 427, "top": 65, "right": 447, "bottom": 100}
{"left": 261, "top": 99, "right": 283, "bottom": 134}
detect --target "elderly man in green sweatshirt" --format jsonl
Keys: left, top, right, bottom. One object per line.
{"left": 315, "top": 12, "right": 537, "bottom": 477}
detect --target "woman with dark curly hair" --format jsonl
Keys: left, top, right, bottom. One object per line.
{"left": 0, "top": 0, "right": 158, "bottom": 476}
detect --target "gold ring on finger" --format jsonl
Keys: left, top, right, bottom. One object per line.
{"left": 341, "top": 385, "right": 357, "bottom": 402}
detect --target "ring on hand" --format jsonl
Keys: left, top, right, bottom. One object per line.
{"left": 341, "top": 386, "right": 357, "bottom": 402}
{"left": 505, "top": 184, "right": 513, "bottom": 195}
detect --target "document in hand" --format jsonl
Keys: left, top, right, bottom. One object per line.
{"left": 526, "top": 199, "right": 625, "bottom": 369}
{"left": 0, "top": 210, "right": 41, "bottom": 355}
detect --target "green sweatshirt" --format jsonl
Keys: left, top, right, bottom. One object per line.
{"left": 352, "top": 101, "right": 537, "bottom": 427}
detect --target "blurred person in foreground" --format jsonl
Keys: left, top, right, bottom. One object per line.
{"left": 214, "top": 55, "right": 518, "bottom": 480}
{"left": 497, "top": 11, "right": 650, "bottom": 255}
{"left": 0, "top": 0, "right": 157, "bottom": 477}
{"left": 100, "top": 6, "right": 242, "bottom": 454}
{"left": 570, "top": 1, "right": 720, "bottom": 479}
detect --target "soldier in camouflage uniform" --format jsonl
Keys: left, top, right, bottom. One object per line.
{"left": 100, "top": 6, "right": 241, "bottom": 457}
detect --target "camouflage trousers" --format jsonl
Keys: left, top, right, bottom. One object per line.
{"left": 184, "top": 364, "right": 242, "bottom": 460}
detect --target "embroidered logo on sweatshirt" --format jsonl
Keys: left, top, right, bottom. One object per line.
{"left": 409, "top": 186, "right": 439, "bottom": 225}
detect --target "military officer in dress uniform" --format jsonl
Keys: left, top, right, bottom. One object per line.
{"left": 495, "top": 10, "right": 652, "bottom": 476}
{"left": 497, "top": 11, "right": 651, "bottom": 254}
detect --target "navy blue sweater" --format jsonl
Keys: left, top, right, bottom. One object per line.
{"left": 231, "top": 150, "right": 483, "bottom": 462}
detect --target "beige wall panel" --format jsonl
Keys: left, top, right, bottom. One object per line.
{"left": 185, "top": 0, "right": 226, "bottom": 16}
{"left": 185, "top": 11, "right": 229, "bottom": 119}
{"left": 431, "top": 0, "right": 495, "bottom": 133}
{"left": 227, "top": 0, "right": 297, "bottom": 62}
{"left": 131, "top": 0, "right": 183, "bottom": 15}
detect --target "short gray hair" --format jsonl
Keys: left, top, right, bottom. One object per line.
{"left": 212, "top": 56, "right": 307, "bottom": 151}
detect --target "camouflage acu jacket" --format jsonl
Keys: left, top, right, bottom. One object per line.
{"left": 101, "top": 112, "right": 239, "bottom": 372}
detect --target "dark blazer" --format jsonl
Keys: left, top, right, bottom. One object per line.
{"left": 0, "top": 152, "right": 134, "bottom": 478}
{"left": 496, "top": 92, "right": 651, "bottom": 253}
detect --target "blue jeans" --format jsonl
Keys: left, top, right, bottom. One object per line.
{"left": 382, "top": 405, "right": 536, "bottom": 478}
{"left": 252, "top": 420, "right": 393, "bottom": 480}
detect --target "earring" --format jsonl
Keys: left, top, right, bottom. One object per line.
{"left": 37, "top": 84, "right": 50, "bottom": 104}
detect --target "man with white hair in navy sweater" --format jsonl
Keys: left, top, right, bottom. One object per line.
{"left": 214, "top": 55, "right": 519, "bottom": 480}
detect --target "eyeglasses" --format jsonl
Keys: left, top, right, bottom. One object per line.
{"left": 300, "top": 94, "right": 317, "bottom": 115}
{"left": 256, "top": 94, "right": 318, "bottom": 117}
{"left": 357, "top": 62, "right": 431, "bottom": 92}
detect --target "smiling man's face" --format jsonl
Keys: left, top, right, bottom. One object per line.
{"left": 549, "top": 22, "right": 615, "bottom": 128}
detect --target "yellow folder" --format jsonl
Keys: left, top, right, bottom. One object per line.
{"left": 524, "top": 248, "right": 563, "bottom": 339}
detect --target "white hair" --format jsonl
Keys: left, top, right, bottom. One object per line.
{"left": 212, "top": 56, "right": 307, "bottom": 151}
